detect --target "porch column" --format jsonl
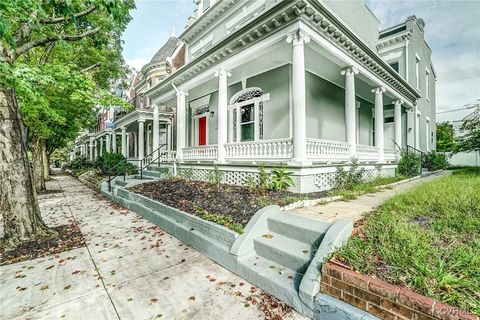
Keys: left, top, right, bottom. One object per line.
{"left": 112, "top": 131, "right": 117, "bottom": 153}
{"left": 176, "top": 90, "right": 187, "bottom": 160}
{"left": 94, "top": 139, "right": 98, "bottom": 159}
{"left": 394, "top": 99, "right": 403, "bottom": 149}
{"left": 167, "top": 122, "right": 172, "bottom": 151}
{"left": 152, "top": 106, "right": 160, "bottom": 159}
{"left": 89, "top": 138, "right": 94, "bottom": 162}
{"left": 215, "top": 68, "right": 231, "bottom": 163}
{"left": 106, "top": 133, "right": 111, "bottom": 153}
{"left": 373, "top": 86, "right": 386, "bottom": 162}
{"left": 121, "top": 127, "right": 127, "bottom": 157}
{"left": 138, "top": 119, "right": 145, "bottom": 161}
{"left": 99, "top": 137, "right": 103, "bottom": 156}
{"left": 342, "top": 66, "right": 359, "bottom": 158}
{"left": 287, "top": 30, "right": 310, "bottom": 163}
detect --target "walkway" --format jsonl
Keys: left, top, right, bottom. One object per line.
{"left": 0, "top": 172, "right": 305, "bottom": 320}
{"left": 291, "top": 172, "right": 448, "bottom": 222}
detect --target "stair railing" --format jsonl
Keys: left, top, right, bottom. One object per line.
{"left": 139, "top": 144, "right": 167, "bottom": 180}
{"left": 107, "top": 157, "right": 139, "bottom": 192}
{"left": 406, "top": 144, "right": 425, "bottom": 174}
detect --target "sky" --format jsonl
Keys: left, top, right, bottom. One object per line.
{"left": 121, "top": 0, "right": 480, "bottom": 122}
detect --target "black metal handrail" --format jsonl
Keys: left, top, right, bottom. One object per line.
{"left": 139, "top": 144, "right": 167, "bottom": 180}
{"left": 406, "top": 144, "right": 425, "bottom": 174}
{"left": 107, "top": 157, "right": 135, "bottom": 192}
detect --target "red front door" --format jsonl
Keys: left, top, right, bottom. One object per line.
{"left": 198, "top": 116, "right": 207, "bottom": 146}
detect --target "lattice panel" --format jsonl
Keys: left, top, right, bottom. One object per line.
{"left": 191, "top": 169, "right": 209, "bottom": 181}
{"left": 314, "top": 172, "right": 337, "bottom": 190}
{"left": 189, "top": 169, "right": 258, "bottom": 186}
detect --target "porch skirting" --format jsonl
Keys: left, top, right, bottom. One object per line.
{"left": 160, "top": 162, "right": 398, "bottom": 193}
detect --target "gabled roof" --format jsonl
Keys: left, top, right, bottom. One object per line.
{"left": 150, "top": 36, "right": 180, "bottom": 63}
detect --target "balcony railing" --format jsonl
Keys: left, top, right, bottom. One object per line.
{"left": 225, "top": 138, "right": 293, "bottom": 160}
{"left": 356, "top": 144, "right": 380, "bottom": 162}
{"left": 306, "top": 138, "right": 351, "bottom": 162}
{"left": 183, "top": 145, "right": 218, "bottom": 160}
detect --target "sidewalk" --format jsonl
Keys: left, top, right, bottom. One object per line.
{"left": 0, "top": 172, "right": 305, "bottom": 320}
{"left": 291, "top": 172, "right": 449, "bottom": 222}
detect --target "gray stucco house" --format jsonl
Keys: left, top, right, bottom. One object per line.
{"left": 74, "top": 0, "right": 436, "bottom": 193}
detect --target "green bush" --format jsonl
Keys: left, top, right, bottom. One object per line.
{"left": 422, "top": 151, "right": 449, "bottom": 171}
{"left": 244, "top": 164, "right": 295, "bottom": 193}
{"left": 207, "top": 165, "right": 224, "bottom": 187}
{"left": 94, "top": 152, "right": 137, "bottom": 176}
{"left": 335, "top": 158, "right": 365, "bottom": 190}
{"left": 270, "top": 167, "right": 295, "bottom": 191}
{"left": 396, "top": 150, "right": 421, "bottom": 177}
{"left": 63, "top": 156, "right": 91, "bottom": 171}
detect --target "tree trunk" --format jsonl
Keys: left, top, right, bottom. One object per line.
{"left": 0, "top": 89, "right": 56, "bottom": 249}
{"left": 31, "top": 135, "right": 46, "bottom": 193}
{"left": 43, "top": 146, "right": 50, "bottom": 181}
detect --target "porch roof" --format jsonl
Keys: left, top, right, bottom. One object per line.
{"left": 146, "top": 0, "right": 420, "bottom": 105}
{"left": 114, "top": 108, "right": 173, "bottom": 129}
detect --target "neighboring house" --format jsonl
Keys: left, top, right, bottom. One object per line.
{"left": 74, "top": 0, "right": 436, "bottom": 193}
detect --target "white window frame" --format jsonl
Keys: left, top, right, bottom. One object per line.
{"left": 415, "top": 54, "right": 421, "bottom": 90}
{"left": 426, "top": 117, "right": 430, "bottom": 151}
{"left": 190, "top": 95, "right": 211, "bottom": 146}
{"left": 425, "top": 69, "right": 430, "bottom": 101}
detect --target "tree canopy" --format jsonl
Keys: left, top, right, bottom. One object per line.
{"left": 436, "top": 122, "right": 456, "bottom": 152}
{"left": 456, "top": 104, "right": 480, "bottom": 152}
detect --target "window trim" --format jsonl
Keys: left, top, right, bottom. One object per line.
{"left": 425, "top": 68, "right": 430, "bottom": 101}
{"left": 415, "top": 54, "right": 421, "bottom": 90}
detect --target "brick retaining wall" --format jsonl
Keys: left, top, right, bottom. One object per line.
{"left": 321, "top": 262, "right": 478, "bottom": 320}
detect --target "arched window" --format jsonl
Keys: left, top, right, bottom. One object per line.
{"left": 229, "top": 88, "right": 265, "bottom": 142}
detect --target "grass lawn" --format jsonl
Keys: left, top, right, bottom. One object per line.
{"left": 331, "top": 175, "right": 407, "bottom": 200}
{"left": 335, "top": 168, "right": 480, "bottom": 314}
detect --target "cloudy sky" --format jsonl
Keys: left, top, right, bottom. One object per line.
{"left": 122, "top": 0, "right": 480, "bottom": 122}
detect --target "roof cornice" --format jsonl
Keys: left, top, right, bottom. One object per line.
{"left": 376, "top": 32, "right": 412, "bottom": 49}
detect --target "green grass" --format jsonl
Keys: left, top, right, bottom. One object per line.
{"left": 335, "top": 168, "right": 480, "bottom": 314}
{"left": 332, "top": 175, "right": 407, "bottom": 200}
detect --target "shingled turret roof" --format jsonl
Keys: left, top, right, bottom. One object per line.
{"left": 150, "top": 36, "right": 180, "bottom": 63}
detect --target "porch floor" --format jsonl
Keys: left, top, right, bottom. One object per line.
{"left": 290, "top": 171, "right": 449, "bottom": 222}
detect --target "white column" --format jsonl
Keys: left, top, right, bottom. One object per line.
{"left": 89, "top": 138, "right": 94, "bottom": 162}
{"left": 106, "top": 134, "right": 111, "bottom": 153}
{"left": 133, "top": 133, "right": 137, "bottom": 158}
{"left": 394, "top": 99, "right": 403, "bottom": 149}
{"left": 342, "top": 66, "right": 359, "bottom": 158}
{"left": 176, "top": 90, "right": 187, "bottom": 160}
{"left": 167, "top": 122, "right": 172, "bottom": 151}
{"left": 121, "top": 127, "right": 127, "bottom": 157}
{"left": 215, "top": 68, "right": 231, "bottom": 163}
{"left": 287, "top": 30, "right": 310, "bottom": 163}
{"left": 152, "top": 106, "right": 160, "bottom": 159}
{"left": 99, "top": 137, "right": 103, "bottom": 156}
{"left": 112, "top": 132, "right": 117, "bottom": 153}
{"left": 94, "top": 140, "right": 98, "bottom": 159}
{"left": 138, "top": 120, "right": 145, "bottom": 161}
{"left": 373, "top": 86, "right": 386, "bottom": 162}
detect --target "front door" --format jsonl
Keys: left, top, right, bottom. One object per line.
{"left": 198, "top": 116, "right": 207, "bottom": 146}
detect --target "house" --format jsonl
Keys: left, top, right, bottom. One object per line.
{"left": 75, "top": 0, "right": 436, "bottom": 193}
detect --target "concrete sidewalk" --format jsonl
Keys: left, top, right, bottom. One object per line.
{"left": 0, "top": 173, "right": 305, "bottom": 320}
{"left": 291, "top": 172, "right": 448, "bottom": 222}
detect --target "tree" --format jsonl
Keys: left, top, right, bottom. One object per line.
{"left": 0, "top": 0, "right": 134, "bottom": 248}
{"left": 456, "top": 104, "right": 480, "bottom": 152}
{"left": 436, "top": 122, "right": 456, "bottom": 152}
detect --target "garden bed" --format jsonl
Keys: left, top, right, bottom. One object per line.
{"left": 128, "top": 178, "right": 327, "bottom": 228}
{"left": 334, "top": 168, "right": 480, "bottom": 315}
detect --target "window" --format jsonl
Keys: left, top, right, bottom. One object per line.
{"left": 240, "top": 104, "right": 254, "bottom": 141}
{"left": 389, "top": 62, "right": 399, "bottom": 73}
{"left": 203, "top": 0, "right": 210, "bottom": 12}
{"left": 415, "top": 55, "right": 420, "bottom": 90}
{"left": 230, "top": 88, "right": 265, "bottom": 142}
{"left": 425, "top": 70, "right": 430, "bottom": 100}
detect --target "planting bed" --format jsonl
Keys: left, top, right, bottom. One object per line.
{"left": 129, "top": 178, "right": 327, "bottom": 227}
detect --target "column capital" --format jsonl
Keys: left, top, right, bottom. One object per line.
{"left": 341, "top": 66, "right": 359, "bottom": 77}
{"left": 214, "top": 68, "right": 231, "bottom": 79}
{"left": 394, "top": 99, "right": 404, "bottom": 106}
{"left": 138, "top": 118, "right": 145, "bottom": 123}
{"left": 121, "top": 127, "right": 126, "bottom": 132}
{"left": 372, "top": 86, "right": 386, "bottom": 95}
{"left": 286, "top": 30, "right": 310, "bottom": 46}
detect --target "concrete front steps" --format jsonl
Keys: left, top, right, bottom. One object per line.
{"left": 102, "top": 177, "right": 373, "bottom": 319}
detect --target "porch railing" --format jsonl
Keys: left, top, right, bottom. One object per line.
{"left": 158, "top": 150, "right": 177, "bottom": 162}
{"left": 183, "top": 145, "right": 218, "bottom": 160}
{"left": 225, "top": 138, "right": 293, "bottom": 160}
{"left": 306, "top": 138, "right": 351, "bottom": 162}
{"left": 356, "top": 144, "right": 380, "bottom": 162}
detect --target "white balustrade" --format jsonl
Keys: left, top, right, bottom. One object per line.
{"left": 356, "top": 144, "right": 380, "bottom": 162}
{"left": 384, "top": 148, "right": 398, "bottom": 162}
{"left": 182, "top": 145, "right": 218, "bottom": 160}
{"left": 159, "top": 150, "right": 177, "bottom": 162}
{"left": 225, "top": 139, "right": 293, "bottom": 160}
{"left": 306, "top": 139, "right": 351, "bottom": 162}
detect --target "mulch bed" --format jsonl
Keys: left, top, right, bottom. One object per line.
{"left": 129, "top": 179, "right": 327, "bottom": 227}
{"left": 0, "top": 224, "right": 85, "bottom": 266}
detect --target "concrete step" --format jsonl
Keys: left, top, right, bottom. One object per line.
{"left": 237, "top": 255, "right": 304, "bottom": 311}
{"left": 254, "top": 232, "right": 314, "bottom": 274}
{"left": 267, "top": 212, "right": 331, "bottom": 246}
{"left": 114, "top": 179, "right": 129, "bottom": 187}
{"left": 141, "top": 170, "right": 161, "bottom": 178}
{"left": 147, "top": 166, "right": 169, "bottom": 173}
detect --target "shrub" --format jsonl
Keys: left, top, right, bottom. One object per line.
{"left": 270, "top": 167, "right": 295, "bottom": 191}
{"left": 258, "top": 164, "right": 270, "bottom": 194}
{"left": 422, "top": 151, "right": 449, "bottom": 171}
{"left": 207, "top": 165, "right": 224, "bottom": 187}
{"left": 335, "top": 158, "right": 365, "bottom": 190}
{"left": 396, "top": 150, "right": 421, "bottom": 177}
{"left": 64, "top": 156, "right": 91, "bottom": 171}
{"left": 94, "top": 152, "right": 137, "bottom": 176}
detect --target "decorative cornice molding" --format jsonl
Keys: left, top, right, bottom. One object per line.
{"left": 376, "top": 32, "right": 412, "bottom": 49}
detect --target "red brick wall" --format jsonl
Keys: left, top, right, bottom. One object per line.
{"left": 321, "top": 262, "right": 478, "bottom": 320}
